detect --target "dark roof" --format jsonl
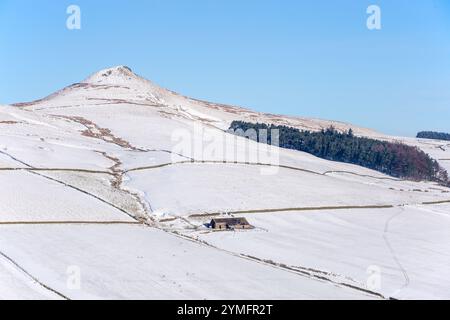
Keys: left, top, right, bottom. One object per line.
{"left": 211, "top": 217, "right": 250, "bottom": 225}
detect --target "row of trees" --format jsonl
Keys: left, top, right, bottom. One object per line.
{"left": 417, "top": 131, "right": 450, "bottom": 141}
{"left": 230, "top": 121, "right": 449, "bottom": 184}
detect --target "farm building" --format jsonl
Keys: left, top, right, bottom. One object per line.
{"left": 209, "top": 217, "right": 253, "bottom": 230}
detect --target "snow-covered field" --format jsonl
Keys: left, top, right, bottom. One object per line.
{"left": 124, "top": 162, "right": 448, "bottom": 218}
{"left": 0, "top": 171, "right": 134, "bottom": 222}
{"left": 0, "top": 224, "right": 376, "bottom": 299}
{"left": 184, "top": 205, "right": 450, "bottom": 299}
{"left": 0, "top": 66, "right": 449, "bottom": 299}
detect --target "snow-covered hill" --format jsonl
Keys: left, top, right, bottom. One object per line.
{"left": 1, "top": 66, "right": 449, "bottom": 299}
{"left": 14, "top": 66, "right": 381, "bottom": 135}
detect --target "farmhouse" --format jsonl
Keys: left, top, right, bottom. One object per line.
{"left": 210, "top": 217, "right": 253, "bottom": 230}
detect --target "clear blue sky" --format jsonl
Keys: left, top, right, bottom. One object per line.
{"left": 1, "top": 0, "right": 449, "bottom": 136}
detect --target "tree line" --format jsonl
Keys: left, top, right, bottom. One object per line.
{"left": 230, "top": 121, "right": 449, "bottom": 185}
{"left": 417, "top": 131, "right": 450, "bottom": 141}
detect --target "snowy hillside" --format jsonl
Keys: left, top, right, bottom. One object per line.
{"left": 1, "top": 66, "right": 449, "bottom": 299}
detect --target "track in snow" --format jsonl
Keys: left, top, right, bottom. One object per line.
{"left": 382, "top": 206, "right": 410, "bottom": 297}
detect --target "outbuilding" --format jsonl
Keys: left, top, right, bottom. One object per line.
{"left": 209, "top": 217, "right": 253, "bottom": 230}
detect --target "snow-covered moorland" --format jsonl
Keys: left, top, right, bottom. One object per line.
{"left": 0, "top": 66, "right": 449, "bottom": 299}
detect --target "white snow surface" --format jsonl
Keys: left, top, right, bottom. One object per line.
{"left": 0, "top": 224, "right": 376, "bottom": 299}
{"left": 187, "top": 206, "right": 450, "bottom": 299}
{"left": 0, "top": 66, "right": 449, "bottom": 299}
